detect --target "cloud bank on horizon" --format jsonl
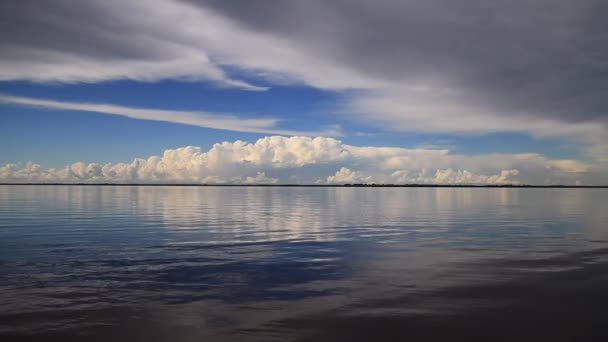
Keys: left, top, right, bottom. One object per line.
{"left": 0, "top": 136, "right": 597, "bottom": 185}
{"left": 0, "top": 0, "right": 607, "bottom": 184}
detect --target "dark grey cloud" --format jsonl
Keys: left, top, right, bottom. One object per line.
{"left": 1, "top": 0, "right": 608, "bottom": 131}
{"left": 190, "top": 0, "right": 608, "bottom": 124}
{"left": 0, "top": 1, "right": 164, "bottom": 60}
{"left": 0, "top": 0, "right": 264, "bottom": 88}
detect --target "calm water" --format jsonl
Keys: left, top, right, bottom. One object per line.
{"left": 1, "top": 186, "right": 607, "bottom": 341}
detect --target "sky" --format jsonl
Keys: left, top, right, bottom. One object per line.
{"left": 0, "top": 0, "right": 607, "bottom": 185}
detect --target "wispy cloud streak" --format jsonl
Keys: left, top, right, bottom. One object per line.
{"left": 0, "top": 94, "right": 340, "bottom": 136}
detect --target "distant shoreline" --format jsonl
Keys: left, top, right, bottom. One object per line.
{"left": 1, "top": 183, "right": 606, "bottom": 188}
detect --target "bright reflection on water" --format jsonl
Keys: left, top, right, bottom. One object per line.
{"left": 0, "top": 186, "right": 607, "bottom": 341}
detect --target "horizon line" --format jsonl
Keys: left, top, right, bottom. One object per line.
{"left": 1, "top": 183, "right": 606, "bottom": 188}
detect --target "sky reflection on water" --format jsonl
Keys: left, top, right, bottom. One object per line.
{"left": 0, "top": 186, "right": 607, "bottom": 341}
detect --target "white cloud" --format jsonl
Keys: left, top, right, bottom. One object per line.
{"left": 3, "top": 0, "right": 607, "bottom": 162}
{"left": 0, "top": 94, "right": 340, "bottom": 136}
{"left": 326, "top": 168, "right": 520, "bottom": 185}
{"left": 0, "top": 0, "right": 266, "bottom": 90}
{"left": 2, "top": 0, "right": 607, "bottom": 158}
{"left": 0, "top": 0, "right": 382, "bottom": 90}
{"left": 347, "top": 87, "right": 608, "bottom": 139}
{"left": 0, "top": 45, "right": 267, "bottom": 91}
{"left": 242, "top": 172, "right": 279, "bottom": 185}
{"left": 0, "top": 136, "right": 601, "bottom": 185}
{"left": 326, "top": 167, "right": 374, "bottom": 184}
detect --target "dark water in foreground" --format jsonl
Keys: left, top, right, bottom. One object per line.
{"left": 1, "top": 186, "right": 607, "bottom": 341}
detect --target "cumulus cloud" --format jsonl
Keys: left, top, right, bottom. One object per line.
{"left": 0, "top": 94, "right": 340, "bottom": 136}
{"left": 243, "top": 172, "right": 278, "bottom": 185}
{"left": 326, "top": 168, "right": 374, "bottom": 184}
{"left": 325, "top": 167, "right": 520, "bottom": 185}
{"left": 0, "top": 136, "right": 601, "bottom": 185}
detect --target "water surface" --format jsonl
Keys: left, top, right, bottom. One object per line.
{"left": 1, "top": 186, "right": 607, "bottom": 341}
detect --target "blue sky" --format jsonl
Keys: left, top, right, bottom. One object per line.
{"left": 0, "top": 0, "right": 606, "bottom": 184}
{"left": 0, "top": 80, "right": 338, "bottom": 166}
{"left": 0, "top": 80, "right": 583, "bottom": 167}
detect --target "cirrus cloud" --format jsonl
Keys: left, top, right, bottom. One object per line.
{"left": 2, "top": 0, "right": 607, "bottom": 162}
{"left": 0, "top": 94, "right": 341, "bottom": 136}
